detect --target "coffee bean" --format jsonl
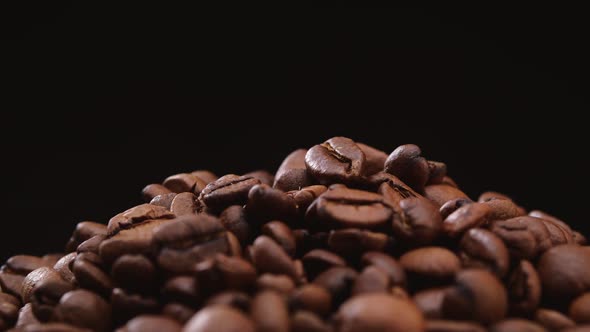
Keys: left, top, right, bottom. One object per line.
{"left": 412, "top": 287, "right": 448, "bottom": 319}
{"left": 507, "top": 260, "right": 541, "bottom": 316}
{"left": 149, "top": 193, "right": 177, "bottom": 210}
{"left": 290, "top": 284, "right": 332, "bottom": 317}
{"left": 212, "top": 254, "right": 257, "bottom": 291}
{"left": 141, "top": 184, "right": 173, "bottom": 202}
{"left": 14, "top": 322, "right": 91, "bottom": 331}
{"left": 0, "top": 272, "right": 25, "bottom": 297}
{"left": 199, "top": 174, "right": 261, "bottom": 212}
{"left": 443, "top": 203, "right": 491, "bottom": 238}
{"left": 573, "top": 232, "right": 587, "bottom": 245}
{"left": 335, "top": 293, "right": 425, "bottom": 332}
{"left": 16, "top": 303, "right": 39, "bottom": 327}
{"left": 262, "top": 221, "right": 296, "bottom": 257}
{"left": 21, "top": 268, "right": 61, "bottom": 304}
{"left": 439, "top": 198, "right": 473, "bottom": 220}
{"left": 424, "top": 184, "right": 469, "bottom": 208}
{"left": 106, "top": 204, "right": 175, "bottom": 236}
{"left": 290, "top": 310, "right": 333, "bottom": 332}
{"left": 110, "top": 254, "right": 156, "bottom": 293}
{"left": 327, "top": 228, "right": 390, "bottom": 255}
{"left": 162, "top": 302, "right": 196, "bottom": 323}
{"left": 489, "top": 216, "right": 553, "bottom": 260}
{"left": 256, "top": 274, "right": 294, "bottom": 294}
{"left": 65, "top": 221, "right": 107, "bottom": 253}
{"left": 488, "top": 319, "right": 547, "bottom": 332}
{"left": 162, "top": 276, "right": 200, "bottom": 305}
{"left": 357, "top": 142, "right": 387, "bottom": 176}
{"left": 425, "top": 320, "right": 486, "bottom": 332}
{"left": 483, "top": 198, "right": 526, "bottom": 221}
{"left": 251, "top": 291, "right": 289, "bottom": 332}
{"left": 76, "top": 234, "right": 105, "bottom": 254}
{"left": 183, "top": 305, "right": 255, "bottom": 332}
{"left": 305, "top": 137, "right": 366, "bottom": 185}
{"left": 118, "top": 315, "right": 182, "bottom": 332}
{"left": 190, "top": 170, "right": 218, "bottom": 185}
{"left": 570, "top": 293, "right": 590, "bottom": 324}
{"left": 170, "top": 192, "right": 200, "bottom": 216}
{"left": 111, "top": 288, "right": 159, "bottom": 324}
{"left": 384, "top": 144, "right": 429, "bottom": 193}
{"left": 535, "top": 308, "right": 576, "bottom": 331}
{"left": 206, "top": 291, "right": 251, "bottom": 312}
{"left": 400, "top": 247, "right": 460, "bottom": 288}
{"left": 287, "top": 185, "right": 328, "bottom": 216}
{"left": 4, "top": 256, "right": 53, "bottom": 277}
{"left": 351, "top": 266, "right": 390, "bottom": 295}
{"left": 71, "top": 253, "right": 113, "bottom": 297}
{"left": 30, "top": 273, "right": 74, "bottom": 321}
{"left": 313, "top": 267, "right": 358, "bottom": 306}
{"left": 0, "top": 298, "right": 19, "bottom": 330}
{"left": 274, "top": 149, "right": 313, "bottom": 192}
{"left": 302, "top": 249, "right": 346, "bottom": 281}
{"left": 163, "top": 173, "right": 206, "bottom": 194}
{"left": 373, "top": 172, "right": 420, "bottom": 199}
{"left": 52, "top": 289, "right": 111, "bottom": 332}
{"left": 250, "top": 236, "right": 297, "bottom": 281}
{"left": 243, "top": 170, "right": 274, "bottom": 186}
{"left": 245, "top": 184, "right": 298, "bottom": 223}
{"left": 426, "top": 161, "right": 447, "bottom": 185}
{"left": 361, "top": 251, "right": 406, "bottom": 287}
{"left": 219, "top": 205, "right": 250, "bottom": 246}
{"left": 391, "top": 197, "right": 442, "bottom": 246}
{"left": 459, "top": 228, "right": 510, "bottom": 277}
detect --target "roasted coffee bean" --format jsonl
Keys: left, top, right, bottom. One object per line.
{"left": 211, "top": 254, "right": 257, "bottom": 291}
{"left": 256, "top": 274, "right": 295, "bottom": 294}
{"left": 361, "top": 251, "right": 406, "bottom": 287}
{"left": 243, "top": 170, "right": 274, "bottom": 186}
{"left": 76, "top": 234, "right": 105, "bottom": 254}
{"left": 199, "top": 174, "right": 261, "bottom": 212}
{"left": 206, "top": 291, "right": 251, "bottom": 312}
{"left": 152, "top": 214, "right": 229, "bottom": 274}
{"left": 245, "top": 184, "right": 298, "bottom": 223}
{"left": 413, "top": 287, "right": 448, "bottom": 319}
{"left": 16, "top": 303, "right": 40, "bottom": 327}
{"left": 570, "top": 293, "right": 590, "bottom": 324}
{"left": 573, "top": 232, "right": 587, "bottom": 245}
{"left": 287, "top": 185, "right": 328, "bottom": 216}
{"left": 149, "top": 193, "right": 178, "bottom": 210}
{"left": 442, "top": 269, "right": 507, "bottom": 324}
{"left": 384, "top": 144, "right": 429, "bottom": 193}
{"left": 111, "top": 255, "right": 156, "bottom": 293}
{"left": 313, "top": 267, "right": 358, "bottom": 306}
{"left": 4, "top": 256, "right": 53, "bottom": 277}
{"left": 484, "top": 198, "right": 526, "bottom": 221}
{"left": 489, "top": 216, "right": 553, "bottom": 260}
{"left": 170, "top": 192, "right": 200, "bottom": 216}
{"left": 373, "top": 172, "right": 420, "bottom": 199}
{"left": 0, "top": 298, "right": 19, "bottom": 330}
{"left": 425, "top": 320, "right": 486, "bottom": 332}
{"left": 424, "top": 184, "right": 470, "bottom": 208}
{"left": 52, "top": 289, "right": 111, "bottom": 332}
{"left": 163, "top": 173, "right": 206, "bottom": 194}
{"left": 335, "top": 293, "right": 425, "bottom": 332}
{"left": 274, "top": 149, "right": 313, "bottom": 192}
{"left": 391, "top": 197, "right": 442, "bottom": 246}
{"left": 261, "top": 221, "right": 296, "bottom": 257}
{"left": 141, "top": 184, "right": 173, "bottom": 202}
{"left": 111, "top": 288, "right": 159, "bottom": 324}
{"left": 183, "top": 305, "right": 255, "bottom": 332}
{"left": 52, "top": 253, "right": 76, "bottom": 285}
{"left": 290, "top": 310, "right": 333, "bottom": 332}
{"left": 535, "top": 308, "right": 576, "bottom": 331}
{"left": 161, "top": 276, "right": 200, "bottom": 305}
{"left": 118, "top": 314, "right": 182, "bottom": 332}
{"left": 507, "top": 260, "right": 541, "bottom": 316}
{"left": 426, "top": 161, "right": 447, "bottom": 185}
{"left": 14, "top": 322, "right": 91, "bottom": 331}
{"left": 357, "top": 142, "right": 387, "bottom": 176}
{"left": 400, "top": 247, "right": 460, "bottom": 287}
{"left": 307, "top": 186, "right": 393, "bottom": 229}
{"left": 251, "top": 291, "right": 289, "bottom": 332}
{"left": 0, "top": 272, "right": 25, "bottom": 297}
{"left": 443, "top": 203, "right": 491, "bottom": 238}
{"left": 327, "top": 228, "right": 390, "bottom": 255}
{"left": 106, "top": 204, "right": 175, "bottom": 236}
{"left": 162, "top": 302, "right": 195, "bottom": 323}
{"left": 71, "top": 252, "right": 113, "bottom": 297}
{"left": 439, "top": 198, "right": 473, "bottom": 220}
{"left": 488, "top": 319, "right": 547, "bottom": 332}
{"left": 459, "top": 228, "right": 510, "bottom": 277}
{"left": 31, "top": 274, "right": 74, "bottom": 321}
{"left": 290, "top": 284, "right": 332, "bottom": 317}
{"left": 65, "top": 222, "right": 107, "bottom": 253}
{"left": 190, "top": 170, "right": 218, "bottom": 185}
{"left": 250, "top": 236, "right": 298, "bottom": 281}
{"left": 351, "top": 265, "right": 390, "bottom": 295}
{"left": 21, "top": 268, "right": 61, "bottom": 304}
{"left": 219, "top": 205, "right": 250, "bottom": 246}
{"left": 305, "top": 137, "right": 366, "bottom": 186}
{"left": 302, "top": 249, "right": 346, "bottom": 281}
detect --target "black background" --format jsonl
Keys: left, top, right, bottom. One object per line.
{"left": 1, "top": 5, "right": 589, "bottom": 261}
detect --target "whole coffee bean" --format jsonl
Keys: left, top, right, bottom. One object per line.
{"left": 107, "top": 204, "right": 175, "bottom": 235}
{"left": 287, "top": 185, "right": 328, "bottom": 216}
{"left": 442, "top": 269, "right": 507, "bottom": 324}
{"left": 529, "top": 210, "right": 574, "bottom": 233}
{"left": 243, "top": 170, "right": 275, "bottom": 186}
{"left": 412, "top": 287, "right": 448, "bottom": 319}
{"left": 162, "top": 302, "right": 196, "bottom": 324}
{"left": 538, "top": 218, "right": 574, "bottom": 246}
{"left": 0, "top": 292, "right": 20, "bottom": 307}
{"left": 305, "top": 137, "right": 366, "bottom": 185}
{"left": 290, "top": 310, "right": 333, "bottom": 332}
{"left": 573, "top": 231, "right": 587, "bottom": 245}
{"left": 391, "top": 197, "right": 442, "bottom": 246}
{"left": 76, "top": 234, "right": 105, "bottom": 254}
{"left": 225, "top": 230, "right": 242, "bottom": 257}
{"left": 488, "top": 319, "right": 547, "bottom": 332}
{"left": 111, "top": 288, "right": 159, "bottom": 324}
{"left": 302, "top": 249, "right": 346, "bottom": 281}
{"left": 199, "top": 174, "right": 261, "bottom": 212}
{"left": 400, "top": 247, "right": 461, "bottom": 287}
{"left": 71, "top": 253, "right": 113, "bottom": 297}
{"left": 424, "top": 184, "right": 469, "bottom": 208}
{"left": 151, "top": 214, "right": 229, "bottom": 274}
{"left": 361, "top": 251, "right": 406, "bottom": 287}
{"left": 443, "top": 203, "right": 492, "bottom": 238}
{"left": 426, "top": 161, "right": 447, "bottom": 185}
{"left": 372, "top": 172, "right": 420, "bottom": 199}
{"left": 384, "top": 144, "right": 429, "bottom": 193}
{"left": 257, "top": 274, "right": 295, "bottom": 294}
{"left": 5, "top": 256, "right": 52, "bottom": 276}
{"left": 489, "top": 216, "right": 553, "bottom": 260}
{"left": 170, "top": 192, "right": 200, "bottom": 216}
{"left": 357, "top": 142, "right": 387, "bottom": 176}
{"left": 21, "top": 268, "right": 61, "bottom": 304}
{"left": 245, "top": 184, "right": 298, "bottom": 223}
{"left": 163, "top": 173, "right": 206, "bottom": 194}
{"left": 0, "top": 272, "right": 25, "bottom": 297}
{"left": 335, "top": 293, "right": 425, "bottom": 332}
{"left": 213, "top": 254, "right": 256, "bottom": 291}
{"left": 16, "top": 303, "right": 40, "bottom": 327}
{"left": 507, "top": 260, "right": 541, "bottom": 315}
{"left": 274, "top": 149, "right": 313, "bottom": 192}
{"left": 327, "top": 228, "right": 390, "bottom": 255}
{"left": 483, "top": 198, "right": 526, "bottom": 221}
{"left": 219, "top": 205, "right": 250, "bottom": 246}
{"left": 53, "top": 253, "right": 76, "bottom": 286}
{"left": 0, "top": 299, "right": 18, "bottom": 330}
{"left": 65, "top": 221, "right": 107, "bottom": 253}
{"left": 190, "top": 170, "right": 218, "bottom": 185}
{"left": 439, "top": 198, "right": 473, "bottom": 220}
{"left": 262, "top": 221, "right": 296, "bottom": 257}
{"left": 150, "top": 193, "right": 178, "bottom": 210}
{"left": 290, "top": 284, "right": 332, "bottom": 317}
{"left": 351, "top": 265, "right": 390, "bottom": 295}
{"left": 118, "top": 315, "right": 182, "bottom": 332}
{"left": 183, "top": 305, "right": 255, "bottom": 332}
{"left": 459, "top": 228, "right": 510, "bottom": 277}
{"left": 251, "top": 291, "right": 289, "bottom": 332}
{"left": 110, "top": 254, "right": 156, "bottom": 293}
{"left": 313, "top": 267, "right": 358, "bottom": 306}
{"left": 306, "top": 186, "right": 393, "bottom": 230}
{"left": 141, "top": 184, "right": 173, "bottom": 202}
{"left": 535, "top": 308, "right": 576, "bottom": 331}
{"left": 250, "top": 236, "right": 298, "bottom": 281}
{"left": 206, "top": 291, "right": 251, "bottom": 312}
{"left": 570, "top": 293, "right": 590, "bottom": 324}
{"left": 31, "top": 273, "right": 74, "bottom": 321}
{"left": 52, "top": 289, "right": 111, "bottom": 332}
{"left": 441, "top": 176, "right": 458, "bottom": 187}
{"left": 161, "top": 276, "right": 200, "bottom": 305}
{"left": 425, "top": 320, "right": 486, "bottom": 332}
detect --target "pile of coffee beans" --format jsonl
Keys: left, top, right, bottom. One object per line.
{"left": 1, "top": 136, "right": 590, "bottom": 331}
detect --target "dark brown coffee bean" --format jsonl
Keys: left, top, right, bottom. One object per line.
{"left": 52, "top": 289, "right": 111, "bottom": 332}
{"left": 106, "top": 204, "right": 175, "bottom": 236}
{"left": 328, "top": 228, "right": 390, "bottom": 255}
{"left": 439, "top": 198, "right": 473, "bottom": 220}
{"left": 212, "top": 254, "right": 256, "bottom": 291}
{"left": 14, "top": 322, "right": 91, "bottom": 331}
{"left": 539, "top": 218, "right": 573, "bottom": 246}
{"left": 225, "top": 230, "right": 242, "bottom": 257}
{"left": 31, "top": 273, "right": 74, "bottom": 321}
{"left": 489, "top": 216, "right": 553, "bottom": 260}
{"left": 245, "top": 184, "right": 298, "bottom": 223}
{"left": 162, "top": 302, "right": 195, "bottom": 323}
{"left": 488, "top": 319, "right": 547, "bottom": 332}
{"left": 151, "top": 214, "right": 229, "bottom": 274}
{"left": 118, "top": 315, "right": 182, "bottom": 332}
{"left": 443, "top": 203, "right": 491, "bottom": 238}
{"left": 391, "top": 197, "right": 442, "bottom": 246}
{"left": 111, "top": 288, "right": 159, "bottom": 324}
{"left": 373, "top": 172, "right": 420, "bottom": 199}
{"left": 76, "top": 234, "right": 105, "bottom": 254}
{"left": 425, "top": 320, "right": 486, "bottom": 332}
{"left": 459, "top": 228, "right": 510, "bottom": 277}
{"left": 199, "top": 174, "right": 261, "bottom": 212}
{"left": 256, "top": 274, "right": 295, "bottom": 294}
{"left": 251, "top": 291, "right": 289, "bottom": 332}
{"left": 206, "top": 291, "right": 251, "bottom": 312}
{"left": 65, "top": 221, "right": 107, "bottom": 253}
{"left": 0, "top": 298, "right": 19, "bottom": 330}
{"left": 161, "top": 276, "right": 200, "bottom": 305}
{"left": 290, "top": 310, "right": 332, "bottom": 332}
{"left": 426, "top": 161, "right": 447, "bottom": 185}
{"left": 21, "top": 268, "right": 61, "bottom": 304}
{"left": 4, "top": 256, "right": 53, "bottom": 276}
{"left": 71, "top": 253, "right": 113, "bottom": 297}
{"left": 529, "top": 210, "right": 574, "bottom": 234}
{"left": 413, "top": 287, "right": 448, "bottom": 319}
{"left": 190, "top": 170, "right": 218, "bottom": 185}
{"left": 313, "top": 267, "right": 358, "bottom": 306}
{"left": 483, "top": 198, "right": 526, "bottom": 221}
{"left": 441, "top": 176, "right": 458, "bottom": 187}
{"left": 0, "top": 272, "right": 25, "bottom": 297}
{"left": 16, "top": 303, "right": 40, "bottom": 327}
{"left": 425, "top": 184, "right": 470, "bottom": 208}
{"left": 357, "top": 142, "right": 387, "bottom": 176}
{"left": 384, "top": 144, "right": 429, "bottom": 193}
{"left": 361, "top": 252, "right": 406, "bottom": 287}
{"left": 307, "top": 186, "right": 393, "bottom": 229}
{"left": 290, "top": 284, "right": 332, "bottom": 317}
{"left": 335, "top": 293, "right": 425, "bottom": 332}
{"left": 351, "top": 265, "right": 390, "bottom": 295}
{"left": 219, "top": 205, "right": 250, "bottom": 246}
{"left": 442, "top": 269, "right": 507, "bottom": 325}
{"left": 170, "top": 192, "right": 199, "bottom": 216}
{"left": 302, "top": 249, "right": 346, "bottom": 281}
{"left": 111, "top": 254, "right": 156, "bottom": 293}
{"left": 287, "top": 185, "right": 328, "bottom": 215}
{"left": 149, "top": 193, "right": 177, "bottom": 210}
{"left": 274, "top": 149, "right": 313, "bottom": 192}
{"left": 243, "top": 170, "right": 274, "bottom": 186}
{"left": 507, "top": 260, "right": 541, "bottom": 316}
{"left": 260, "top": 221, "right": 295, "bottom": 259}
{"left": 183, "top": 305, "right": 255, "bottom": 332}
{"left": 163, "top": 173, "right": 206, "bottom": 194}
{"left": 570, "top": 292, "right": 590, "bottom": 324}
{"left": 0, "top": 292, "right": 20, "bottom": 307}
{"left": 141, "top": 184, "right": 173, "bottom": 202}
{"left": 400, "top": 247, "right": 460, "bottom": 287}
{"left": 305, "top": 137, "right": 366, "bottom": 185}
{"left": 535, "top": 308, "right": 576, "bottom": 331}
{"left": 574, "top": 231, "right": 587, "bottom": 245}
{"left": 250, "top": 235, "right": 298, "bottom": 281}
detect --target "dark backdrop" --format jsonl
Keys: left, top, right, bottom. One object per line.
{"left": 1, "top": 5, "right": 589, "bottom": 261}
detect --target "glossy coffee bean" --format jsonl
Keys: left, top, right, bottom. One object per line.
{"left": 190, "top": 170, "right": 218, "bottom": 185}
{"left": 391, "top": 197, "right": 442, "bottom": 246}
{"left": 274, "top": 149, "right": 313, "bottom": 192}
{"left": 65, "top": 221, "right": 108, "bottom": 253}
{"left": 507, "top": 260, "right": 541, "bottom": 316}
{"left": 535, "top": 308, "right": 576, "bottom": 331}
{"left": 384, "top": 144, "right": 429, "bottom": 193}
{"left": 163, "top": 173, "right": 206, "bottom": 194}
{"left": 443, "top": 203, "right": 491, "bottom": 238}
{"left": 313, "top": 267, "right": 358, "bottom": 306}
{"left": 256, "top": 274, "right": 295, "bottom": 294}
{"left": 141, "top": 184, "right": 173, "bottom": 202}
{"left": 110, "top": 254, "right": 156, "bottom": 293}
{"left": 0, "top": 272, "right": 25, "bottom": 298}
{"left": 489, "top": 216, "right": 553, "bottom": 260}
{"left": 361, "top": 251, "right": 406, "bottom": 287}
{"left": 106, "top": 203, "right": 175, "bottom": 236}
{"left": 251, "top": 291, "right": 289, "bottom": 332}
{"left": 327, "top": 228, "right": 390, "bottom": 255}
{"left": 170, "top": 192, "right": 199, "bottom": 216}
{"left": 199, "top": 174, "right": 261, "bottom": 212}
{"left": 250, "top": 236, "right": 298, "bottom": 281}
{"left": 161, "top": 276, "right": 200, "bottom": 305}
{"left": 261, "top": 221, "right": 296, "bottom": 257}
{"left": 439, "top": 198, "right": 472, "bottom": 220}
{"left": 290, "top": 284, "right": 332, "bottom": 317}
{"left": 483, "top": 198, "right": 526, "bottom": 221}
{"left": 424, "top": 184, "right": 469, "bottom": 208}
{"left": 570, "top": 293, "right": 590, "bottom": 324}
{"left": 52, "top": 253, "right": 76, "bottom": 285}
{"left": 150, "top": 193, "right": 177, "bottom": 210}
{"left": 16, "top": 303, "right": 39, "bottom": 327}
{"left": 30, "top": 274, "right": 74, "bottom": 321}
{"left": 351, "top": 266, "right": 390, "bottom": 295}
{"left": 426, "top": 161, "right": 447, "bottom": 185}
{"left": 4, "top": 256, "right": 53, "bottom": 277}
{"left": 219, "top": 205, "right": 250, "bottom": 246}
{"left": 243, "top": 170, "right": 275, "bottom": 186}
{"left": 21, "top": 268, "right": 61, "bottom": 304}
{"left": 413, "top": 287, "right": 448, "bottom": 319}
{"left": 71, "top": 252, "right": 113, "bottom": 297}
{"left": 537, "top": 245, "right": 590, "bottom": 302}
{"left": 162, "top": 302, "right": 196, "bottom": 323}
{"left": 400, "top": 247, "right": 460, "bottom": 287}
{"left": 357, "top": 142, "right": 387, "bottom": 176}
{"left": 111, "top": 288, "right": 159, "bottom": 324}
{"left": 183, "top": 305, "right": 255, "bottom": 332}
{"left": 302, "top": 249, "right": 346, "bottom": 281}
{"left": 459, "top": 228, "right": 510, "bottom": 277}
{"left": 305, "top": 137, "right": 366, "bottom": 185}
{"left": 52, "top": 289, "right": 111, "bottom": 332}
{"left": 245, "top": 184, "right": 298, "bottom": 223}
